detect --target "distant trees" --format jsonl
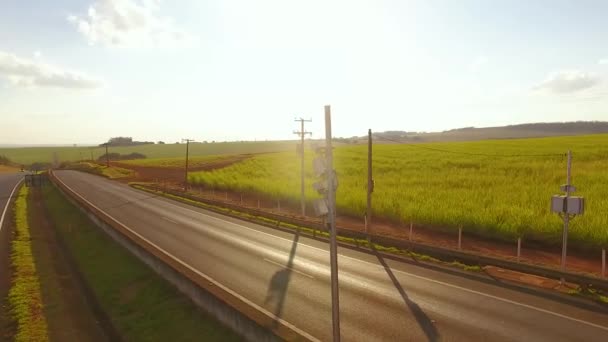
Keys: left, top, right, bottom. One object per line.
{"left": 157, "top": 141, "right": 165, "bottom": 144}
{"left": 100, "top": 137, "right": 154, "bottom": 147}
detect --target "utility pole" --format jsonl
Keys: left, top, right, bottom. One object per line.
{"left": 103, "top": 143, "right": 109, "bottom": 167}
{"left": 294, "top": 118, "right": 312, "bottom": 217}
{"left": 89, "top": 147, "right": 94, "bottom": 162}
{"left": 366, "top": 129, "right": 373, "bottom": 241}
{"left": 325, "top": 105, "right": 341, "bottom": 342}
{"left": 182, "top": 139, "right": 194, "bottom": 191}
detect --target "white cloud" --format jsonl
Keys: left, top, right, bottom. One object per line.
{"left": 0, "top": 51, "right": 102, "bottom": 89}
{"left": 534, "top": 70, "right": 600, "bottom": 94}
{"left": 599, "top": 58, "right": 608, "bottom": 65}
{"left": 68, "top": 0, "right": 196, "bottom": 47}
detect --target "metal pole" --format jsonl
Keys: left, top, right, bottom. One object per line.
{"left": 560, "top": 150, "right": 572, "bottom": 284}
{"left": 325, "top": 105, "right": 341, "bottom": 342}
{"left": 301, "top": 119, "right": 306, "bottom": 217}
{"left": 366, "top": 129, "right": 372, "bottom": 241}
{"left": 517, "top": 237, "right": 522, "bottom": 262}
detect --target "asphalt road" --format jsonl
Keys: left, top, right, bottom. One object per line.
{"left": 54, "top": 170, "right": 608, "bottom": 342}
{"left": 0, "top": 172, "right": 24, "bottom": 233}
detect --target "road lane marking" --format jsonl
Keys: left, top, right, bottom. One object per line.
{"left": 161, "top": 216, "right": 179, "bottom": 224}
{"left": 53, "top": 172, "right": 321, "bottom": 342}
{"left": 139, "top": 186, "right": 608, "bottom": 332}
{"left": 263, "top": 258, "right": 315, "bottom": 279}
{"left": 61, "top": 172, "right": 608, "bottom": 333}
{"left": 0, "top": 177, "right": 23, "bottom": 233}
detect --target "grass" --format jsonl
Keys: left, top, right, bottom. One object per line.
{"left": 42, "top": 184, "right": 240, "bottom": 341}
{"left": 9, "top": 186, "right": 50, "bottom": 342}
{"left": 67, "top": 162, "right": 134, "bottom": 179}
{"left": 0, "top": 140, "right": 299, "bottom": 165}
{"left": 189, "top": 134, "right": 608, "bottom": 249}
{"left": 120, "top": 154, "right": 238, "bottom": 168}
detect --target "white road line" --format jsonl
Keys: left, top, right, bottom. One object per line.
{"left": 0, "top": 178, "right": 23, "bottom": 233}
{"left": 125, "top": 178, "right": 608, "bottom": 332}
{"left": 54, "top": 173, "right": 321, "bottom": 342}
{"left": 161, "top": 216, "right": 179, "bottom": 224}
{"left": 263, "top": 258, "right": 315, "bottom": 279}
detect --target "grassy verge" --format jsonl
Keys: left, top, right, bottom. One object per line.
{"left": 64, "top": 162, "right": 134, "bottom": 179}
{"left": 9, "top": 186, "right": 49, "bottom": 342}
{"left": 42, "top": 184, "right": 240, "bottom": 341}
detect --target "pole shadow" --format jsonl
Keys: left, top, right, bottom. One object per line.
{"left": 265, "top": 231, "right": 300, "bottom": 327}
{"left": 374, "top": 248, "right": 440, "bottom": 342}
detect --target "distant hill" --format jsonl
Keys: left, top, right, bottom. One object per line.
{"left": 367, "top": 121, "right": 608, "bottom": 143}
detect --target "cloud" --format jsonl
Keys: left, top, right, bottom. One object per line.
{"left": 68, "top": 0, "right": 196, "bottom": 47}
{"left": 599, "top": 59, "right": 608, "bottom": 65}
{"left": 0, "top": 51, "right": 102, "bottom": 89}
{"left": 534, "top": 70, "right": 600, "bottom": 94}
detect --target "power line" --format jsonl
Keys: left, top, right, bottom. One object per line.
{"left": 374, "top": 136, "right": 566, "bottom": 158}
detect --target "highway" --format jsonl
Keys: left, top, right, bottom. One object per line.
{"left": 0, "top": 173, "right": 24, "bottom": 232}
{"left": 54, "top": 170, "right": 608, "bottom": 342}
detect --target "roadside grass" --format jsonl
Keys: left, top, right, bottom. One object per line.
{"left": 66, "top": 162, "right": 134, "bottom": 179}
{"left": 189, "top": 134, "right": 608, "bottom": 249}
{"left": 9, "top": 186, "right": 49, "bottom": 342}
{"left": 0, "top": 140, "right": 299, "bottom": 165}
{"left": 42, "top": 185, "right": 240, "bottom": 341}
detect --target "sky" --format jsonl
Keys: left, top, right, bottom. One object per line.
{"left": 1, "top": 0, "right": 608, "bottom": 145}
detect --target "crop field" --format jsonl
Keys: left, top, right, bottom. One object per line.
{"left": 189, "top": 134, "right": 608, "bottom": 248}
{"left": 120, "top": 155, "right": 238, "bottom": 168}
{"left": 0, "top": 140, "right": 299, "bottom": 165}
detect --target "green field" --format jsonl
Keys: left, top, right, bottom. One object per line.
{"left": 120, "top": 155, "right": 239, "bottom": 168}
{"left": 0, "top": 141, "right": 299, "bottom": 165}
{"left": 189, "top": 134, "right": 608, "bottom": 249}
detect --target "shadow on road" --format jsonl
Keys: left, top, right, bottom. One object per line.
{"left": 375, "top": 249, "right": 440, "bottom": 342}
{"left": 265, "top": 231, "right": 300, "bottom": 327}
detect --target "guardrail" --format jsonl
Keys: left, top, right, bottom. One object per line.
{"left": 49, "top": 170, "right": 314, "bottom": 342}
{"left": 140, "top": 183, "right": 608, "bottom": 292}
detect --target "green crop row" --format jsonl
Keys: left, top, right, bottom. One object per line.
{"left": 189, "top": 134, "right": 608, "bottom": 248}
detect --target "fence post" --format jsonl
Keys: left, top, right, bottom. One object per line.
{"left": 257, "top": 198, "right": 260, "bottom": 209}
{"left": 458, "top": 226, "right": 462, "bottom": 250}
{"left": 225, "top": 191, "right": 228, "bottom": 201}
{"left": 240, "top": 193, "right": 243, "bottom": 205}
{"left": 603, "top": 249, "right": 606, "bottom": 278}
{"left": 278, "top": 199, "right": 281, "bottom": 212}
{"left": 409, "top": 221, "right": 413, "bottom": 241}
{"left": 517, "top": 237, "right": 522, "bottom": 262}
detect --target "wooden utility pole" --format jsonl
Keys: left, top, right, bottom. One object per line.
{"left": 182, "top": 139, "right": 194, "bottom": 191}
{"left": 294, "top": 118, "right": 312, "bottom": 217}
{"left": 104, "top": 143, "right": 109, "bottom": 167}
{"left": 366, "top": 129, "right": 373, "bottom": 240}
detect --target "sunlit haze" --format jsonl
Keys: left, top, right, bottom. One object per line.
{"left": 1, "top": 0, "right": 607, "bottom": 144}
